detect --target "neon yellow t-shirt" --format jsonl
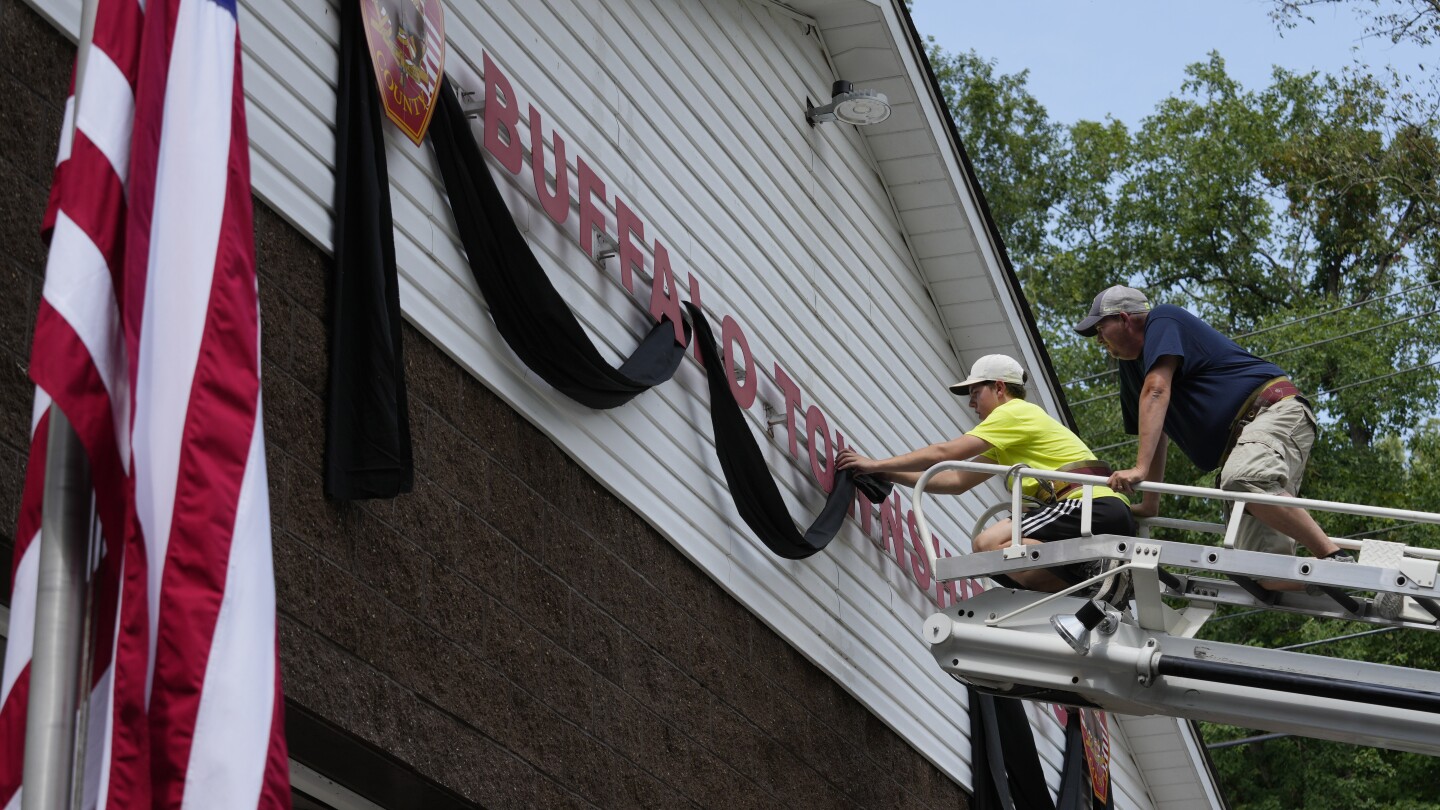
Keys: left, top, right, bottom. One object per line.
{"left": 966, "top": 399, "right": 1119, "bottom": 501}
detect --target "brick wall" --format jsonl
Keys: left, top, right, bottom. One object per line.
{"left": 0, "top": 4, "right": 970, "bottom": 807}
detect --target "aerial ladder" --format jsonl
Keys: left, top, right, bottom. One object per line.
{"left": 911, "top": 461, "right": 1440, "bottom": 757}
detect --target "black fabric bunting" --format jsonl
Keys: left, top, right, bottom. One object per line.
{"left": 1057, "top": 709, "right": 1087, "bottom": 810}
{"left": 969, "top": 687, "right": 1056, "bottom": 810}
{"left": 324, "top": 0, "right": 413, "bottom": 500}
{"left": 428, "top": 75, "right": 689, "bottom": 409}
{"left": 686, "top": 302, "right": 890, "bottom": 559}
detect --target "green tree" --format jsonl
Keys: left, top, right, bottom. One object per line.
{"left": 918, "top": 23, "right": 1440, "bottom": 810}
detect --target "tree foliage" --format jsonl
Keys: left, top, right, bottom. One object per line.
{"left": 920, "top": 18, "right": 1440, "bottom": 809}
{"left": 1273, "top": 0, "right": 1440, "bottom": 47}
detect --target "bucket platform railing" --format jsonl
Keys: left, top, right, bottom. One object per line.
{"left": 910, "top": 460, "right": 1440, "bottom": 632}
{"left": 910, "top": 461, "right": 1440, "bottom": 756}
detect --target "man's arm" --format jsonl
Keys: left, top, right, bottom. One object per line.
{"left": 884, "top": 467, "right": 994, "bottom": 495}
{"left": 1109, "top": 355, "right": 1178, "bottom": 494}
{"left": 837, "top": 436, "right": 995, "bottom": 495}
{"left": 1130, "top": 434, "right": 1168, "bottom": 517}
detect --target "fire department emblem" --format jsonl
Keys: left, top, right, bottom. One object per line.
{"left": 1081, "top": 708, "right": 1112, "bottom": 805}
{"left": 361, "top": 0, "right": 445, "bottom": 145}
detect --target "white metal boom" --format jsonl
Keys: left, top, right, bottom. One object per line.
{"left": 911, "top": 461, "right": 1440, "bottom": 756}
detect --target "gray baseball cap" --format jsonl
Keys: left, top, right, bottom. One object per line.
{"left": 1074, "top": 285, "right": 1151, "bottom": 336}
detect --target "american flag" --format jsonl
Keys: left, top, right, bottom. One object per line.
{"left": 0, "top": 0, "right": 290, "bottom": 806}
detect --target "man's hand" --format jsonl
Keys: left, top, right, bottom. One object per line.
{"left": 836, "top": 448, "right": 879, "bottom": 476}
{"left": 1108, "top": 466, "right": 1147, "bottom": 494}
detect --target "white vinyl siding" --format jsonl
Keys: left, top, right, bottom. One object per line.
{"left": 21, "top": 0, "right": 1210, "bottom": 805}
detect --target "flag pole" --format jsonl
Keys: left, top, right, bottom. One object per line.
{"left": 23, "top": 412, "right": 93, "bottom": 810}
{"left": 22, "top": 0, "right": 103, "bottom": 806}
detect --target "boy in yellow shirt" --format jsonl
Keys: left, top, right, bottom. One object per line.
{"left": 837, "top": 355, "right": 1134, "bottom": 602}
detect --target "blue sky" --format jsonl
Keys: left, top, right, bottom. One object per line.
{"left": 909, "top": 0, "right": 1432, "bottom": 127}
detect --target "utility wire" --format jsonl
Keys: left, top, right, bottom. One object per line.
{"left": 1342, "top": 521, "right": 1433, "bottom": 540}
{"left": 1279, "top": 626, "right": 1401, "bottom": 651}
{"left": 1060, "top": 280, "right": 1440, "bottom": 387}
{"left": 1265, "top": 308, "right": 1438, "bottom": 360}
{"left": 1077, "top": 345, "right": 1440, "bottom": 411}
{"left": 1207, "top": 732, "right": 1289, "bottom": 750}
{"left": 1319, "top": 358, "right": 1440, "bottom": 396}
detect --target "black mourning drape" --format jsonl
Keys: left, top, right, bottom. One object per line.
{"left": 325, "top": 0, "right": 413, "bottom": 500}
{"left": 423, "top": 70, "right": 889, "bottom": 558}
{"left": 428, "top": 76, "right": 689, "bottom": 409}
{"left": 969, "top": 687, "right": 1057, "bottom": 810}
{"left": 330, "top": 17, "right": 1091, "bottom": 810}
{"left": 686, "top": 303, "right": 890, "bottom": 559}
{"left": 330, "top": 18, "right": 892, "bottom": 540}
{"left": 1057, "top": 709, "right": 1087, "bottom": 810}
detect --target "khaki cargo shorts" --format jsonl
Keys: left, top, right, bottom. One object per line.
{"left": 1218, "top": 396, "right": 1317, "bottom": 555}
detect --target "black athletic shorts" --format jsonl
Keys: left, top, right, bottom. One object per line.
{"left": 1013, "top": 495, "right": 1136, "bottom": 586}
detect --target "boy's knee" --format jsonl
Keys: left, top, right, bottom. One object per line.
{"left": 973, "top": 522, "right": 1010, "bottom": 553}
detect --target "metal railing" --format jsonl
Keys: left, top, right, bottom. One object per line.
{"left": 911, "top": 460, "right": 1440, "bottom": 581}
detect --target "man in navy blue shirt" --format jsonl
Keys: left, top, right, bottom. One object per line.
{"left": 1074, "top": 286, "right": 1346, "bottom": 568}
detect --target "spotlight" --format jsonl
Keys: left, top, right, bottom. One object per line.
{"left": 1050, "top": 600, "right": 1116, "bottom": 656}
{"left": 806, "top": 80, "right": 891, "bottom": 126}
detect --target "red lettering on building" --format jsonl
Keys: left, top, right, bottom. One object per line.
{"left": 528, "top": 105, "right": 569, "bottom": 226}
{"left": 935, "top": 545, "right": 959, "bottom": 608}
{"left": 577, "top": 157, "right": 607, "bottom": 257}
{"left": 482, "top": 53, "right": 522, "bottom": 174}
{"left": 476, "top": 48, "right": 975, "bottom": 611}
{"left": 805, "top": 406, "right": 834, "bottom": 493}
{"left": 881, "top": 494, "right": 907, "bottom": 569}
{"left": 856, "top": 489, "right": 873, "bottom": 536}
{"left": 616, "top": 198, "right": 644, "bottom": 294}
{"left": 906, "top": 510, "right": 932, "bottom": 592}
{"left": 834, "top": 432, "right": 853, "bottom": 517}
{"left": 720, "top": 315, "right": 756, "bottom": 409}
{"left": 773, "top": 365, "right": 803, "bottom": 458}
{"left": 649, "top": 241, "right": 686, "bottom": 344}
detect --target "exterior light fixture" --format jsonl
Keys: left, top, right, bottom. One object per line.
{"left": 1050, "top": 600, "right": 1117, "bottom": 656}
{"left": 806, "top": 80, "right": 890, "bottom": 126}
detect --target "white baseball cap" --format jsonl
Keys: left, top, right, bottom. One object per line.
{"left": 949, "top": 354, "right": 1027, "bottom": 395}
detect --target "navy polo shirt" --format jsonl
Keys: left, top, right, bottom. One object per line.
{"left": 1118, "top": 304, "right": 1286, "bottom": 472}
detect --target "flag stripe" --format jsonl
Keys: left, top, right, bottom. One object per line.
{"left": 9, "top": 394, "right": 50, "bottom": 569}
{"left": 72, "top": 46, "right": 136, "bottom": 182}
{"left": 0, "top": 663, "right": 31, "bottom": 805}
{"left": 3, "top": 0, "right": 287, "bottom": 803}
{"left": 58, "top": 135, "right": 129, "bottom": 290}
{"left": 130, "top": 0, "right": 219, "bottom": 697}
{"left": 38, "top": 217, "right": 126, "bottom": 419}
{"left": 144, "top": 4, "right": 262, "bottom": 800}
{"left": 29, "top": 303, "right": 128, "bottom": 537}
{"left": 181, "top": 412, "right": 274, "bottom": 809}
{"left": 130, "top": 0, "right": 288, "bottom": 805}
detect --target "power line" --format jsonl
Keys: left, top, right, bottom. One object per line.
{"left": 1341, "top": 521, "right": 1434, "bottom": 540}
{"left": 1207, "top": 732, "right": 1290, "bottom": 751}
{"left": 1075, "top": 333, "right": 1439, "bottom": 409}
{"left": 1237, "top": 280, "right": 1439, "bottom": 341}
{"left": 1060, "top": 280, "right": 1440, "bottom": 387}
{"left": 1318, "top": 358, "right": 1440, "bottom": 396}
{"left": 1279, "top": 626, "right": 1400, "bottom": 651}
{"left": 1265, "top": 308, "right": 1438, "bottom": 361}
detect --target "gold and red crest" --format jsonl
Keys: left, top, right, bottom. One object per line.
{"left": 1080, "top": 709, "right": 1112, "bottom": 805}
{"left": 361, "top": 0, "right": 445, "bottom": 145}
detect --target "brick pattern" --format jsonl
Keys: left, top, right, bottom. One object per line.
{"left": 0, "top": 5, "right": 970, "bottom": 807}
{"left": 0, "top": 1, "right": 67, "bottom": 601}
